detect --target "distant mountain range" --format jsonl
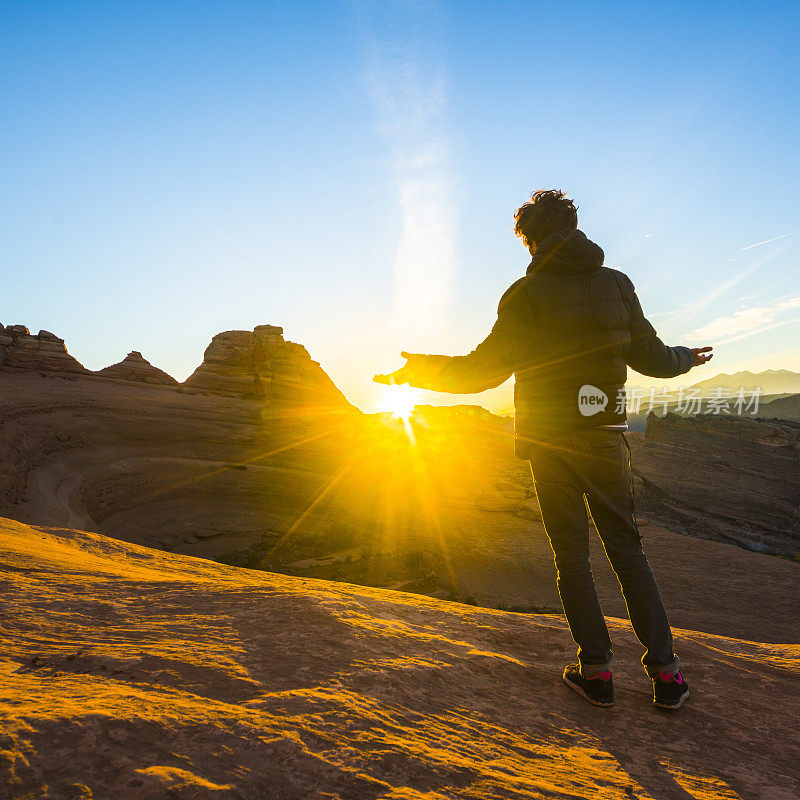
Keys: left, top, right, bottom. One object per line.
{"left": 687, "top": 369, "right": 800, "bottom": 396}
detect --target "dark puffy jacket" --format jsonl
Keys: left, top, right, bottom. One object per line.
{"left": 408, "top": 229, "right": 692, "bottom": 458}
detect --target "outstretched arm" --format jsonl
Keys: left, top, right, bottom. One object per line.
{"left": 618, "top": 272, "right": 713, "bottom": 377}
{"left": 374, "top": 280, "right": 532, "bottom": 393}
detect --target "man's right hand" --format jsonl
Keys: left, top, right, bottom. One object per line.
{"left": 690, "top": 346, "right": 714, "bottom": 367}
{"left": 373, "top": 351, "right": 428, "bottom": 385}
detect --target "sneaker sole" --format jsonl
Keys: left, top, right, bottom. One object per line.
{"left": 563, "top": 674, "right": 614, "bottom": 707}
{"left": 654, "top": 689, "right": 690, "bottom": 710}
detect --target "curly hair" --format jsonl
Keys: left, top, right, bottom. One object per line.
{"left": 514, "top": 189, "right": 578, "bottom": 248}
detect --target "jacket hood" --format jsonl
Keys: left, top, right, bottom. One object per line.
{"left": 526, "top": 229, "right": 604, "bottom": 275}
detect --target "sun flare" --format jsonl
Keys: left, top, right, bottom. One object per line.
{"left": 377, "top": 384, "right": 422, "bottom": 421}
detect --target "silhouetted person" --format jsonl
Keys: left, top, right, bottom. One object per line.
{"left": 375, "top": 189, "right": 713, "bottom": 709}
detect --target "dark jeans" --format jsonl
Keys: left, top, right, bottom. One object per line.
{"left": 528, "top": 428, "right": 678, "bottom": 677}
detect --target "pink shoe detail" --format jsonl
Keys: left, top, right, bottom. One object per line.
{"left": 657, "top": 671, "right": 682, "bottom": 684}
{"left": 588, "top": 671, "right": 612, "bottom": 681}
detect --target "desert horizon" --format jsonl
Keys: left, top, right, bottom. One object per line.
{"left": 4, "top": 320, "right": 800, "bottom": 417}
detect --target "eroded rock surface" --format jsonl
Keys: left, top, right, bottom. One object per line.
{"left": 1, "top": 516, "right": 798, "bottom": 800}
{"left": 629, "top": 412, "right": 800, "bottom": 557}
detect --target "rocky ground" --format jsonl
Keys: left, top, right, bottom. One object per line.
{"left": 2, "top": 321, "right": 800, "bottom": 616}
{"left": 4, "top": 369, "right": 799, "bottom": 640}
{"left": 0, "top": 322, "right": 357, "bottom": 558}
{"left": 2, "top": 515, "right": 798, "bottom": 800}
{"left": 0, "top": 370, "right": 350, "bottom": 555}
{"left": 2, "top": 324, "right": 800, "bottom": 798}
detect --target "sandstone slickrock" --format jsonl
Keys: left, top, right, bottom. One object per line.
{"left": 629, "top": 412, "right": 800, "bottom": 557}
{"left": 0, "top": 324, "right": 85, "bottom": 374}
{"left": 3, "top": 364, "right": 800, "bottom": 640}
{"left": 98, "top": 351, "right": 178, "bottom": 385}
{"left": 184, "top": 324, "right": 353, "bottom": 411}
{"left": 0, "top": 322, "right": 357, "bottom": 572}
{"left": 1, "top": 516, "right": 798, "bottom": 800}
{"left": 3, "top": 320, "right": 800, "bottom": 638}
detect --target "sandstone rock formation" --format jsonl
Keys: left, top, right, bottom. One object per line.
{"left": 3, "top": 363, "right": 800, "bottom": 634}
{"left": 1, "top": 516, "right": 798, "bottom": 799}
{"left": 629, "top": 412, "right": 800, "bottom": 557}
{"left": 3, "top": 317, "right": 800, "bottom": 631}
{"left": 0, "top": 325, "right": 85, "bottom": 373}
{"left": 97, "top": 351, "right": 177, "bottom": 385}
{"left": 0, "top": 322, "right": 351, "bottom": 416}
{"left": 184, "top": 324, "right": 352, "bottom": 411}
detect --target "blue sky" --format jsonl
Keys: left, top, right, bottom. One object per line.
{"left": 2, "top": 1, "right": 799, "bottom": 411}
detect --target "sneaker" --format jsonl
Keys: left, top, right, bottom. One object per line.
{"left": 562, "top": 664, "right": 614, "bottom": 707}
{"left": 653, "top": 671, "right": 690, "bottom": 709}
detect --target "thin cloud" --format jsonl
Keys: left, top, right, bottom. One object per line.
{"left": 678, "top": 243, "right": 791, "bottom": 325}
{"left": 739, "top": 231, "right": 796, "bottom": 251}
{"left": 712, "top": 316, "right": 800, "bottom": 347}
{"left": 363, "top": 4, "right": 456, "bottom": 333}
{"left": 687, "top": 297, "right": 800, "bottom": 341}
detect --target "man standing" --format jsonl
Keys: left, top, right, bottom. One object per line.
{"left": 375, "top": 189, "right": 712, "bottom": 710}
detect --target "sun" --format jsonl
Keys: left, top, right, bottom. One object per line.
{"left": 377, "top": 383, "right": 422, "bottom": 421}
